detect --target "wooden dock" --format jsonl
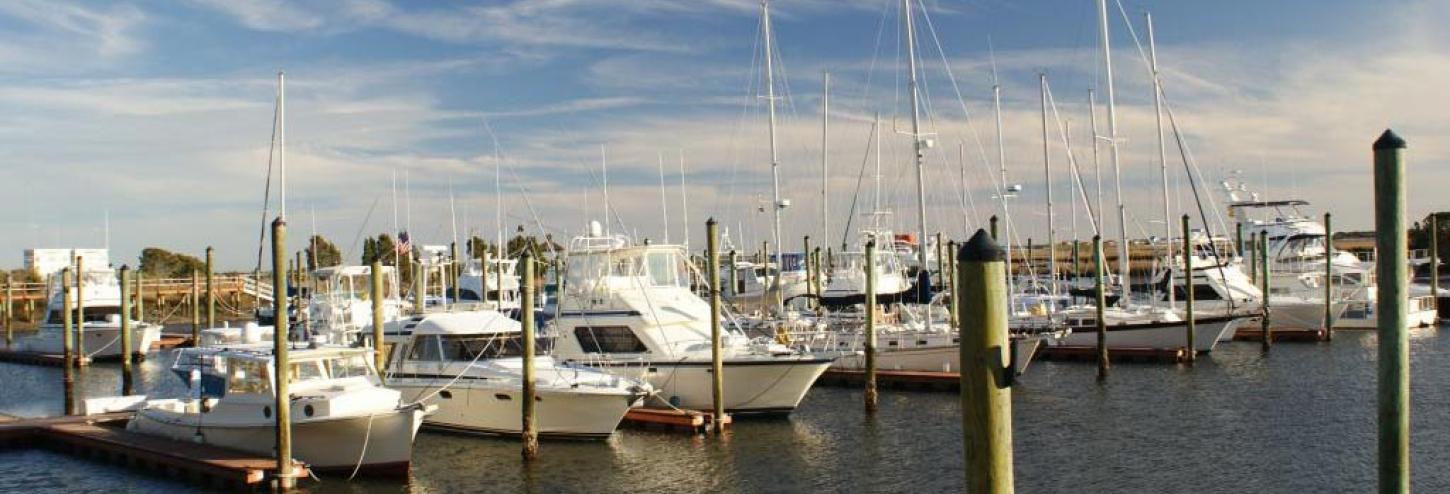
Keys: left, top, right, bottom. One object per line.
{"left": 1038, "top": 345, "right": 1187, "bottom": 363}
{"left": 0, "top": 413, "right": 301, "bottom": 489}
{"left": 620, "top": 408, "right": 730, "bottom": 434}
{"left": 1233, "top": 327, "right": 1329, "bottom": 342}
{"left": 816, "top": 369, "right": 960, "bottom": 392}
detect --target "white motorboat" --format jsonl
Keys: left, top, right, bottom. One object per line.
{"left": 383, "top": 310, "right": 651, "bottom": 439}
{"left": 19, "top": 267, "right": 162, "bottom": 359}
{"left": 458, "top": 256, "right": 521, "bottom": 311}
{"left": 306, "top": 265, "right": 409, "bottom": 345}
{"left": 134, "top": 345, "right": 431, "bottom": 476}
{"left": 550, "top": 225, "right": 843, "bottom": 414}
{"left": 1052, "top": 305, "right": 1245, "bottom": 353}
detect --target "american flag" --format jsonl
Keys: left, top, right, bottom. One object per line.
{"left": 396, "top": 231, "right": 411, "bottom": 255}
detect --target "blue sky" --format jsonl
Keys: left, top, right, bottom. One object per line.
{"left": 0, "top": 0, "right": 1446, "bottom": 269}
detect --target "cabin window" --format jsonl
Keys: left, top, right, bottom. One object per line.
{"left": 328, "top": 355, "right": 374, "bottom": 379}
{"left": 442, "top": 334, "right": 525, "bottom": 360}
{"left": 1173, "top": 285, "right": 1223, "bottom": 301}
{"left": 290, "top": 361, "right": 327, "bottom": 382}
{"left": 574, "top": 326, "right": 648, "bottom": 354}
{"left": 647, "top": 252, "right": 684, "bottom": 287}
{"left": 408, "top": 335, "right": 443, "bottom": 361}
{"left": 226, "top": 359, "right": 270, "bottom": 395}
{"left": 458, "top": 289, "right": 481, "bottom": 301}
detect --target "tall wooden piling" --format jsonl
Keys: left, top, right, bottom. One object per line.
{"left": 1182, "top": 215, "right": 1195, "bottom": 363}
{"left": 62, "top": 268, "right": 75, "bottom": 414}
{"left": 948, "top": 240, "right": 959, "bottom": 329}
{"left": 413, "top": 261, "right": 424, "bottom": 314}
{"left": 1324, "top": 213, "right": 1335, "bottom": 341}
{"left": 75, "top": 256, "right": 85, "bottom": 365}
{"left": 728, "top": 250, "right": 738, "bottom": 298}
{"left": 936, "top": 232, "right": 945, "bottom": 290}
{"left": 206, "top": 246, "right": 216, "bottom": 330}
{"left": 119, "top": 266, "right": 134, "bottom": 395}
{"left": 1093, "top": 235, "right": 1108, "bottom": 380}
{"left": 1430, "top": 214, "right": 1439, "bottom": 314}
{"left": 370, "top": 260, "right": 386, "bottom": 373}
{"left": 864, "top": 239, "right": 879, "bottom": 412}
{"left": 813, "top": 247, "right": 824, "bottom": 306}
{"left": 707, "top": 219, "right": 726, "bottom": 433}
{"left": 1259, "top": 231, "right": 1272, "bottom": 352}
{"left": 191, "top": 269, "right": 201, "bottom": 344}
{"left": 450, "top": 242, "right": 461, "bottom": 304}
{"left": 271, "top": 218, "right": 295, "bottom": 491}
{"left": 957, "top": 229, "right": 1014, "bottom": 492}
{"left": 4, "top": 278, "right": 11, "bottom": 347}
{"left": 1373, "top": 130, "right": 1408, "bottom": 493}
{"left": 803, "top": 236, "right": 814, "bottom": 306}
{"left": 520, "top": 250, "right": 539, "bottom": 458}
{"left": 135, "top": 271, "right": 144, "bottom": 323}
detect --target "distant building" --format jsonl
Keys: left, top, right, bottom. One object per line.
{"left": 25, "top": 249, "right": 109, "bottom": 277}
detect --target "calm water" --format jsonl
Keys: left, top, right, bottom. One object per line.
{"left": 4, "top": 327, "right": 1450, "bottom": 492}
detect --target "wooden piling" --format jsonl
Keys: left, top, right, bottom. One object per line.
{"left": 813, "top": 247, "right": 824, "bottom": 307}
{"left": 370, "top": 260, "right": 386, "bottom": 374}
{"left": 520, "top": 250, "right": 539, "bottom": 458}
{"left": 135, "top": 271, "right": 144, "bottom": 323}
{"left": 1259, "top": 231, "right": 1272, "bottom": 352}
{"left": 191, "top": 270, "right": 201, "bottom": 344}
{"left": 1373, "top": 130, "right": 1408, "bottom": 492}
{"left": 120, "top": 266, "right": 134, "bottom": 395}
{"left": 450, "top": 242, "right": 461, "bottom": 304}
{"left": 412, "top": 261, "right": 424, "bottom": 314}
{"left": 865, "top": 239, "right": 878, "bottom": 413}
{"left": 957, "top": 229, "right": 1014, "bottom": 492}
{"left": 948, "top": 240, "right": 959, "bottom": 329}
{"left": 728, "top": 250, "right": 738, "bottom": 298}
{"left": 75, "top": 257, "right": 85, "bottom": 366}
{"left": 706, "top": 220, "right": 726, "bottom": 433}
{"left": 1094, "top": 235, "right": 1108, "bottom": 380}
{"left": 62, "top": 268, "right": 75, "bottom": 415}
{"left": 1324, "top": 213, "right": 1334, "bottom": 341}
{"left": 1430, "top": 214, "right": 1439, "bottom": 314}
{"left": 206, "top": 247, "right": 215, "bottom": 330}
{"left": 270, "top": 218, "right": 295, "bottom": 491}
{"left": 1182, "top": 215, "right": 1195, "bottom": 363}
{"left": 4, "top": 278, "right": 11, "bottom": 348}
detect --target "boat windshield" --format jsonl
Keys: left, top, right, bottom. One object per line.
{"left": 566, "top": 247, "right": 691, "bottom": 289}
{"left": 226, "top": 357, "right": 271, "bottom": 395}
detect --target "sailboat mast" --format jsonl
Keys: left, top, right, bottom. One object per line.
{"left": 992, "top": 49, "right": 1013, "bottom": 297}
{"left": 679, "top": 149, "right": 690, "bottom": 250}
{"left": 761, "top": 0, "right": 785, "bottom": 313}
{"left": 1097, "top": 0, "right": 1130, "bottom": 304}
{"left": 821, "top": 71, "right": 830, "bottom": 250}
{"left": 600, "top": 145, "right": 610, "bottom": 238}
{"left": 1040, "top": 74, "right": 1057, "bottom": 300}
{"left": 496, "top": 146, "right": 504, "bottom": 254}
{"left": 1089, "top": 90, "right": 1103, "bottom": 230}
{"left": 1147, "top": 12, "right": 1173, "bottom": 307}
{"left": 902, "top": 0, "right": 930, "bottom": 313}
{"left": 658, "top": 152, "right": 670, "bottom": 244}
{"left": 874, "top": 112, "right": 882, "bottom": 215}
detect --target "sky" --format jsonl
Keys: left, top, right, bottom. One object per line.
{"left": 0, "top": 0, "right": 1446, "bottom": 270}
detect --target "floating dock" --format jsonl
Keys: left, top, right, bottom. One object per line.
{"left": 620, "top": 408, "right": 730, "bottom": 434}
{"left": 816, "top": 369, "right": 960, "bottom": 392}
{"left": 0, "top": 413, "right": 302, "bottom": 489}
{"left": 1233, "top": 328, "right": 1329, "bottom": 342}
{"left": 1038, "top": 345, "right": 1187, "bottom": 363}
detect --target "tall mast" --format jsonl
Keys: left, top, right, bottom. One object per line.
{"left": 1097, "top": 0, "right": 1130, "bottom": 304}
{"left": 1089, "top": 89, "right": 1103, "bottom": 230}
{"left": 1147, "top": 11, "right": 1173, "bottom": 307}
{"left": 902, "top": 0, "right": 930, "bottom": 294}
{"left": 679, "top": 149, "right": 690, "bottom": 249}
{"left": 658, "top": 151, "right": 670, "bottom": 244}
{"left": 874, "top": 112, "right": 882, "bottom": 216}
{"left": 600, "top": 145, "right": 610, "bottom": 238}
{"left": 495, "top": 143, "right": 504, "bottom": 255}
{"left": 277, "top": 71, "right": 286, "bottom": 221}
{"left": 821, "top": 71, "right": 830, "bottom": 250}
{"left": 1040, "top": 74, "right": 1057, "bottom": 300}
{"left": 761, "top": 0, "right": 785, "bottom": 314}
{"left": 991, "top": 43, "right": 1013, "bottom": 297}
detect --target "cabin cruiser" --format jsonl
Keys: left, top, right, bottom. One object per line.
{"left": 721, "top": 255, "right": 809, "bottom": 312}
{"left": 306, "top": 265, "right": 408, "bottom": 344}
{"left": 19, "top": 267, "right": 162, "bottom": 359}
{"left": 135, "top": 344, "right": 431, "bottom": 475}
{"left": 458, "top": 255, "right": 521, "bottom": 311}
{"left": 382, "top": 310, "right": 652, "bottom": 438}
{"left": 549, "top": 223, "right": 844, "bottom": 414}
{"left": 821, "top": 230, "right": 912, "bottom": 307}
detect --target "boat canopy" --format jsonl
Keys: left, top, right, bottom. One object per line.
{"left": 410, "top": 310, "right": 520, "bottom": 336}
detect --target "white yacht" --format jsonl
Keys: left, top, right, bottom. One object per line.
{"left": 382, "top": 310, "right": 652, "bottom": 439}
{"left": 306, "top": 265, "right": 409, "bottom": 345}
{"left": 550, "top": 225, "right": 843, "bottom": 414}
{"left": 1052, "top": 305, "right": 1244, "bottom": 353}
{"left": 457, "top": 256, "right": 521, "bottom": 311}
{"left": 821, "top": 230, "right": 912, "bottom": 307}
{"left": 134, "top": 345, "right": 431, "bottom": 476}
{"left": 20, "top": 267, "right": 162, "bottom": 359}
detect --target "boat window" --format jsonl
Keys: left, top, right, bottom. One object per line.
{"left": 290, "top": 360, "right": 328, "bottom": 382}
{"left": 1173, "top": 285, "right": 1224, "bottom": 301}
{"left": 408, "top": 335, "right": 443, "bottom": 361}
{"left": 75, "top": 307, "right": 123, "bottom": 323}
{"left": 328, "top": 355, "right": 375, "bottom": 379}
{"left": 574, "top": 326, "right": 648, "bottom": 354}
{"left": 226, "top": 358, "right": 271, "bottom": 395}
{"left": 442, "top": 334, "right": 524, "bottom": 360}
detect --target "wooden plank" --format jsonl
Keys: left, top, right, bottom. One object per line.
{"left": 621, "top": 408, "right": 730, "bottom": 434}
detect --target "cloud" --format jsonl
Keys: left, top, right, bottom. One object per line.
{"left": 0, "top": 1, "right": 145, "bottom": 73}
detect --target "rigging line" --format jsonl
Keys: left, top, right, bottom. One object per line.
{"left": 717, "top": 10, "right": 766, "bottom": 225}
{"left": 344, "top": 195, "right": 382, "bottom": 264}
{"left": 919, "top": 6, "right": 997, "bottom": 221}
{"left": 255, "top": 90, "right": 281, "bottom": 275}
{"left": 840, "top": 118, "right": 881, "bottom": 249}
{"left": 1044, "top": 81, "right": 1101, "bottom": 235}
{"left": 1165, "top": 100, "right": 1238, "bottom": 312}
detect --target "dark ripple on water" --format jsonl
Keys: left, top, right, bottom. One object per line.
{"left": 2, "top": 328, "right": 1449, "bottom": 492}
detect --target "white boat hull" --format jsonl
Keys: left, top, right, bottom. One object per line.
{"left": 19, "top": 323, "right": 163, "bottom": 358}
{"left": 390, "top": 381, "right": 637, "bottom": 439}
{"left": 587, "top": 358, "right": 832, "bottom": 413}
{"left": 128, "top": 405, "right": 426, "bottom": 475}
{"left": 1056, "top": 316, "right": 1241, "bottom": 353}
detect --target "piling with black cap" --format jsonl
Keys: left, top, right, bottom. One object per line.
{"left": 191, "top": 269, "right": 201, "bottom": 345}
{"left": 989, "top": 215, "right": 999, "bottom": 241}
{"left": 1373, "top": 129, "right": 1408, "bottom": 492}
{"left": 520, "top": 249, "right": 539, "bottom": 458}
{"left": 864, "top": 239, "right": 878, "bottom": 413}
{"left": 1182, "top": 215, "right": 1195, "bottom": 363}
{"left": 4, "top": 277, "right": 11, "bottom": 347}
{"left": 1430, "top": 214, "right": 1439, "bottom": 315}
{"left": 75, "top": 257, "right": 85, "bottom": 366}
{"left": 957, "top": 229, "right": 1014, "bottom": 491}
{"left": 1093, "top": 235, "right": 1108, "bottom": 380}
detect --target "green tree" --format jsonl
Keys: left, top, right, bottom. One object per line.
{"left": 305, "top": 235, "right": 343, "bottom": 270}
{"left": 139, "top": 248, "right": 206, "bottom": 278}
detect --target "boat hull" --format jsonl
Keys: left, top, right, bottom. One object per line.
{"left": 584, "top": 358, "right": 833, "bottom": 414}
{"left": 389, "top": 381, "right": 637, "bottom": 439}
{"left": 1057, "top": 316, "right": 1240, "bottom": 353}
{"left": 19, "top": 324, "right": 162, "bottom": 358}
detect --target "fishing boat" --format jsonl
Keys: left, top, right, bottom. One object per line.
{"left": 549, "top": 224, "right": 843, "bottom": 414}
{"left": 382, "top": 310, "right": 651, "bottom": 439}
{"left": 19, "top": 265, "right": 162, "bottom": 359}
{"left": 306, "top": 265, "right": 409, "bottom": 344}
{"left": 134, "top": 344, "right": 431, "bottom": 476}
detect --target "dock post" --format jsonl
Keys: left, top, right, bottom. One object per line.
{"left": 1182, "top": 215, "right": 1195, "bottom": 363}
{"left": 1259, "top": 231, "right": 1272, "bottom": 352}
{"left": 191, "top": 269, "right": 201, "bottom": 345}
{"left": 4, "top": 277, "right": 11, "bottom": 347}
{"left": 450, "top": 242, "right": 461, "bottom": 305}
{"left": 957, "top": 229, "right": 1014, "bottom": 492}
{"left": 728, "top": 250, "right": 738, "bottom": 298}
{"left": 370, "top": 260, "right": 386, "bottom": 374}
{"left": 1373, "top": 130, "right": 1409, "bottom": 493}
{"left": 520, "top": 250, "right": 539, "bottom": 458}
{"left": 707, "top": 219, "right": 726, "bottom": 433}
{"left": 948, "top": 240, "right": 959, "bottom": 329}
{"left": 75, "top": 256, "right": 86, "bottom": 366}
{"left": 206, "top": 246, "right": 215, "bottom": 331}
{"left": 1071, "top": 241, "right": 1080, "bottom": 285}
{"left": 1236, "top": 222, "right": 1244, "bottom": 259}
{"left": 135, "top": 271, "right": 144, "bottom": 323}
{"left": 1093, "top": 235, "right": 1108, "bottom": 380}
{"left": 1430, "top": 214, "right": 1439, "bottom": 315}
{"left": 413, "top": 261, "right": 424, "bottom": 314}
{"left": 814, "top": 247, "right": 824, "bottom": 307}
{"left": 120, "top": 266, "right": 135, "bottom": 395}
{"left": 990, "top": 215, "right": 999, "bottom": 241}
{"left": 270, "top": 217, "right": 295, "bottom": 491}
{"left": 936, "top": 232, "right": 945, "bottom": 291}
{"left": 803, "top": 236, "right": 813, "bottom": 306}
{"left": 1249, "top": 230, "right": 1258, "bottom": 285}
{"left": 865, "top": 239, "right": 878, "bottom": 413}
{"left": 1324, "top": 213, "right": 1335, "bottom": 341}
{"left": 62, "top": 268, "right": 75, "bottom": 414}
